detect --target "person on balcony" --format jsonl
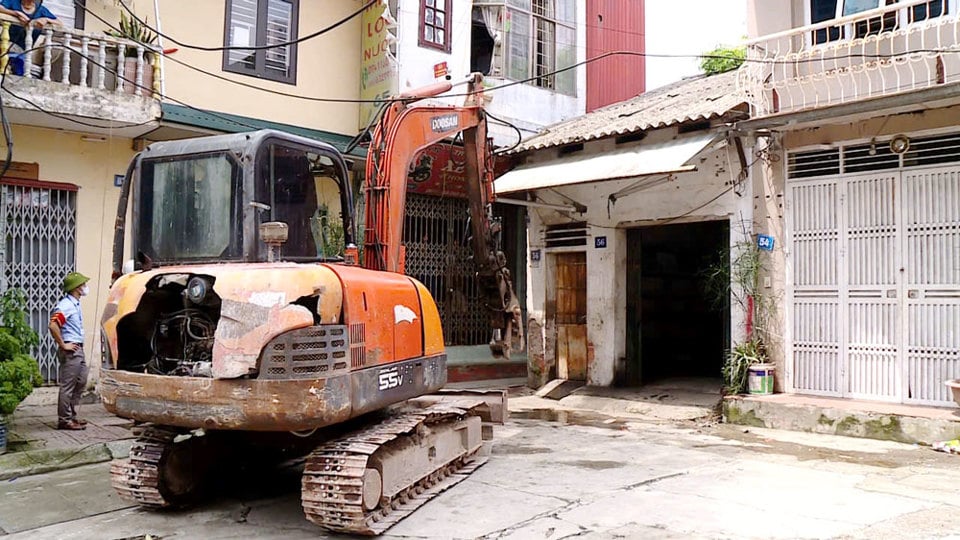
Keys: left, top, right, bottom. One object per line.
{"left": 0, "top": 0, "right": 60, "bottom": 76}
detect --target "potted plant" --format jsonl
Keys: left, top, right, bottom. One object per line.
{"left": 106, "top": 11, "right": 157, "bottom": 95}
{"left": 704, "top": 227, "right": 778, "bottom": 395}
{"left": 723, "top": 337, "right": 773, "bottom": 395}
{"left": 0, "top": 288, "right": 43, "bottom": 454}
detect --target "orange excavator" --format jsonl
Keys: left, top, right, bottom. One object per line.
{"left": 100, "top": 73, "right": 522, "bottom": 535}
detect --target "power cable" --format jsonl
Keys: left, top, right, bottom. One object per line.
{"left": 485, "top": 110, "right": 523, "bottom": 155}
{"left": 4, "top": 41, "right": 263, "bottom": 133}
{"left": 76, "top": 0, "right": 960, "bottom": 105}
{"left": 77, "top": 4, "right": 390, "bottom": 104}
{"left": 113, "top": 0, "right": 376, "bottom": 52}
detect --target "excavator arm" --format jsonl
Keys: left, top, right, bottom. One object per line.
{"left": 363, "top": 73, "right": 524, "bottom": 358}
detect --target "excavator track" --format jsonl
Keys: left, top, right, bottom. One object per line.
{"left": 110, "top": 425, "right": 179, "bottom": 508}
{"left": 301, "top": 403, "right": 487, "bottom": 535}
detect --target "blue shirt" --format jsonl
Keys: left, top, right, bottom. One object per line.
{"left": 1, "top": 0, "right": 57, "bottom": 49}
{"left": 53, "top": 295, "right": 83, "bottom": 344}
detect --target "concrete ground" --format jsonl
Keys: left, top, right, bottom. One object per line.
{"left": 1, "top": 409, "right": 959, "bottom": 539}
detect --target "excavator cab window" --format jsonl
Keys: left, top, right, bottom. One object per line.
{"left": 255, "top": 141, "right": 350, "bottom": 262}
{"left": 137, "top": 152, "right": 243, "bottom": 264}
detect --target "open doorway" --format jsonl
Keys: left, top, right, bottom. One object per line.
{"left": 624, "top": 220, "right": 729, "bottom": 385}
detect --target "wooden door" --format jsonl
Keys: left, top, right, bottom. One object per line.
{"left": 556, "top": 252, "right": 587, "bottom": 380}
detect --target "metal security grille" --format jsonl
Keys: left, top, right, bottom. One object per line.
{"left": 0, "top": 183, "right": 77, "bottom": 383}
{"left": 403, "top": 193, "right": 488, "bottom": 346}
{"left": 787, "top": 143, "right": 960, "bottom": 406}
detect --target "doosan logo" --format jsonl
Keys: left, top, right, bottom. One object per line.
{"left": 430, "top": 114, "right": 459, "bottom": 133}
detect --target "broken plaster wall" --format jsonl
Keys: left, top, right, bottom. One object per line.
{"left": 521, "top": 134, "right": 748, "bottom": 388}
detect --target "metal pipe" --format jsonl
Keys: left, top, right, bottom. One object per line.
{"left": 496, "top": 197, "right": 579, "bottom": 213}
{"left": 153, "top": 0, "right": 166, "bottom": 96}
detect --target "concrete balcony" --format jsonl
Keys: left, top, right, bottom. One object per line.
{"left": 738, "top": 0, "right": 960, "bottom": 118}
{"left": 0, "top": 16, "right": 161, "bottom": 138}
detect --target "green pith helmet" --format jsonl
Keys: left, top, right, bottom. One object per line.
{"left": 62, "top": 272, "right": 90, "bottom": 293}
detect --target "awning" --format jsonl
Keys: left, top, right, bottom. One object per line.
{"left": 494, "top": 133, "right": 720, "bottom": 194}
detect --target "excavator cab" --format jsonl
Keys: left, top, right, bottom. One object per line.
{"left": 122, "top": 130, "right": 356, "bottom": 272}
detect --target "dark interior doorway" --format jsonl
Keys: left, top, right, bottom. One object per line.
{"left": 624, "top": 220, "right": 729, "bottom": 385}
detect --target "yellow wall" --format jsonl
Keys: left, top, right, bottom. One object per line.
{"left": 83, "top": 1, "right": 362, "bottom": 135}
{"left": 6, "top": 125, "right": 136, "bottom": 381}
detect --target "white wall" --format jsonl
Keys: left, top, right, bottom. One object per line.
{"left": 395, "top": 0, "right": 586, "bottom": 147}
{"left": 524, "top": 133, "right": 753, "bottom": 385}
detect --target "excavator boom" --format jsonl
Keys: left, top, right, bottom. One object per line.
{"left": 362, "top": 73, "right": 523, "bottom": 357}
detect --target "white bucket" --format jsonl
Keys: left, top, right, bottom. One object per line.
{"left": 747, "top": 364, "right": 775, "bottom": 395}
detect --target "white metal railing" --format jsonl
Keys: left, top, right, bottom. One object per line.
{"left": 738, "top": 0, "right": 960, "bottom": 117}
{"left": 0, "top": 15, "right": 160, "bottom": 97}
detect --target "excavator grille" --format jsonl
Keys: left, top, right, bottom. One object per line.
{"left": 258, "top": 325, "right": 351, "bottom": 380}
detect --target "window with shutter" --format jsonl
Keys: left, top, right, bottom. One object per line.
{"left": 223, "top": 0, "right": 298, "bottom": 84}
{"left": 41, "top": 0, "right": 82, "bottom": 29}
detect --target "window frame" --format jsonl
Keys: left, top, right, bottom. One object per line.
{"left": 419, "top": 0, "right": 453, "bottom": 53}
{"left": 502, "top": 0, "right": 576, "bottom": 95}
{"left": 222, "top": 0, "right": 299, "bottom": 85}
{"left": 40, "top": 0, "right": 85, "bottom": 30}
{"left": 807, "top": 0, "right": 953, "bottom": 44}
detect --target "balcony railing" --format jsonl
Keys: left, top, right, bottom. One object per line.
{"left": 0, "top": 16, "right": 160, "bottom": 97}
{"left": 738, "top": 0, "right": 960, "bottom": 117}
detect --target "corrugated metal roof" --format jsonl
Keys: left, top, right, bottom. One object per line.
{"left": 511, "top": 70, "right": 745, "bottom": 153}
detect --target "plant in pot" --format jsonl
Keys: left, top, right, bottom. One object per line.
{"left": 0, "top": 288, "right": 43, "bottom": 454}
{"left": 703, "top": 227, "right": 777, "bottom": 395}
{"left": 106, "top": 11, "right": 157, "bottom": 95}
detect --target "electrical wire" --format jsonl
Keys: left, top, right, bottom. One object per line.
{"left": 76, "top": 0, "right": 960, "bottom": 105}
{"left": 113, "top": 0, "right": 377, "bottom": 52}
{"left": 5, "top": 41, "right": 264, "bottom": 133}
{"left": 485, "top": 110, "right": 524, "bottom": 155}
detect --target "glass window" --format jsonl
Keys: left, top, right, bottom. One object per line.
{"left": 503, "top": 0, "right": 576, "bottom": 95}
{"left": 420, "top": 0, "right": 452, "bottom": 52}
{"left": 224, "top": 0, "right": 298, "bottom": 84}
{"left": 140, "top": 154, "right": 240, "bottom": 262}
{"left": 257, "top": 145, "right": 349, "bottom": 261}
{"left": 841, "top": 0, "right": 880, "bottom": 16}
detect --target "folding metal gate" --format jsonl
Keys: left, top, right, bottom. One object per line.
{"left": 403, "top": 193, "right": 489, "bottom": 346}
{"left": 788, "top": 160, "right": 960, "bottom": 405}
{"left": 0, "top": 182, "right": 77, "bottom": 383}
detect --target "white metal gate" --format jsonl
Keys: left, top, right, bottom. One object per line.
{"left": 0, "top": 182, "right": 78, "bottom": 383}
{"left": 788, "top": 156, "right": 960, "bottom": 405}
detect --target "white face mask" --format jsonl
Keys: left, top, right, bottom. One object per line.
{"left": 79, "top": 285, "right": 89, "bottom": 297}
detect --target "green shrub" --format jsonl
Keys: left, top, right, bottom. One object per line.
{"left": 700, "top": 44, "right": 746, "bottom": 75}
{"left": 0, "top": 353, "right": 42, "bottom": 415}
{"left": 0, "top": 289, "right": 42, "bottom": 416}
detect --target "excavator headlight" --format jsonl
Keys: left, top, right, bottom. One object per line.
{"left": 185, "top": 276, "right": 210, "bottom": 304}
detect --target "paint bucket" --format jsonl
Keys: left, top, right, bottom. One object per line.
{"left": 747, "top": 364, "right": 775, "bottom": 395}
{"left": 0, "top": 416, "right": 7, "bottom": 455}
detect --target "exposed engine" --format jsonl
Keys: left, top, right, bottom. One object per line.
{"left": 116, "top": 273, "right": 221, "bottom": 377}
{"left": 148, "top": 308, "right": 216, "bottom": 377}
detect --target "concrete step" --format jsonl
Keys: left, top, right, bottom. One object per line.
{"left": 724, "top": 393, "right": 960, "bottom": 446}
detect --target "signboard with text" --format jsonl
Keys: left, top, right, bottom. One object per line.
{"left": 406, "top": 145, "right": 511, "bottom": 199}
{"left": 359, "top": 1, "right": 398, "bottom": 130}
